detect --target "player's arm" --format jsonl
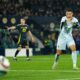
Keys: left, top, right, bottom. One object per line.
{"left": 7, "top": 26, "right": 16, "bottom": 30}
{"left": 72, "top": 18, "right": 80, "bottom": 30}
{"left": 60, "top": 22, "right": 64, "bottom": 30}
{"left": 60, "top": 17, "right": 66, "bottom": 30}
{"left": 73, "top": 22, "right": 80, "bottom": 32}
{"left": 73, "top": 22, "right": 79, "bottom": 28}
{"left": 28, "top": 31, "right": 35, "bottom": 42}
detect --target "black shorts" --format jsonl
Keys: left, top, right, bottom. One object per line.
{"left": 18, "top": 40, "right": 29, "bottom": 48}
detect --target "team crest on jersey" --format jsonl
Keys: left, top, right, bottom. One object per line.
{"left": 22, "top": 28, "right": 27, "bottom": 32}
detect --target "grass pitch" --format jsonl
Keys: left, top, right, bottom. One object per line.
{"left": 0, "top": 54, "right": 80, "bottom": 80}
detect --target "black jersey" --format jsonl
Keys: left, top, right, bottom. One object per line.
{"left": 16, "top": 24, "right": 30, "bottom": 45}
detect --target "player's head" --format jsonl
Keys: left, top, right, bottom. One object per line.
{"left": 20, "top": 18, "right": 26, "bottom": 25}
{"left": 65, "top": 8, "right": 73, "bottom": 19}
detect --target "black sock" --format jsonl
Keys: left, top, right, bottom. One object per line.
{"left": 14, "top": 50, "right": 20, "bottom": 57}
{"left": 26, "top": 49, "right": 29, "bottom": 58}
{"left": 55, "top": 54, "right": 60, "bottom": 62}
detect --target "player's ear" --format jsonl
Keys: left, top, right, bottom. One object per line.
{"left": 72, "top": 12, "right": 73, "bottom": 16}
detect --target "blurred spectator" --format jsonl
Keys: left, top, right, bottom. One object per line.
{"left": 74, "top": 32, "right": 80, "bottom": 54}
{"left": 2, "top": 34, "right": 16, "bottom": 48}
{"left": 43, "top": 34, "right": 54, "bottom": 54}
{"left": 73, "top": 29, "right": 80, "bottom": 54}
{"left": 49, "top": 22, "right": 55, "bottom": 32}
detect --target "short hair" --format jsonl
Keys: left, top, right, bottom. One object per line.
{"left": 65, "top": 8, "right": 73, "bottom": 13}
{"left": 21, "top": 17, "right": 25, "bottom": 20}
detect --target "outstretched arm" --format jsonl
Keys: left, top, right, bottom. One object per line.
{"left": 28, "top": 31, "right": 35, "bottom": 42}
{"left": 7, "top": 26, "right": 16, "bottom": 30}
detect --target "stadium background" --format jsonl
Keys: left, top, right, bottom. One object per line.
{"left": 0, "top": 0, "right": 80, "bottom": 56}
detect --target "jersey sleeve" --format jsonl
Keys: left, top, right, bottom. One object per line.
{"left": 73, "top": 17, "right": 78, "bottom": 23}
{"left": 60, "top": 17, "right": 66, "bottom": 30}
{"left": 73, "top": 18, "right": 80, "bottom": 30}
{"left": 16, "top": 24, "right": 20, "bottom": 30}
{"left": 61, "top": 16, "right": 66, "bottom": 23}
{"left": 26, "top": 25, "right": 30, "bottom": 32}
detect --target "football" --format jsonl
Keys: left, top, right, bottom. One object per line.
{"left": 0, "top": 56, "right": 10, "bottom": 74}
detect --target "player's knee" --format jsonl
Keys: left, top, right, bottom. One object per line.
{"left": 71, "top": 48, "right": 76, "bottom": 52}
{"left": 70, "top": 45, "right": 76, "bottom": 51}
{"left": 56, "top": 50, "right": 62, "bottom": 55}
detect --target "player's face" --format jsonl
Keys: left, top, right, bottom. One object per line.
{"left": 20, "top": 19, "right": 25, "bottom": 24}
{"left": 66, "top": 11, "right": 73, "bottom": 19}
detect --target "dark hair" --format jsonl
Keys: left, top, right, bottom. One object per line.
{"left": 65, "top": 8, "right": 73, "bottom": 12}
{"left": 21, "top": 17, "right": 25, "bottom": 20}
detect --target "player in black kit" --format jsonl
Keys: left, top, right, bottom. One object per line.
{"left": 8, "top": 18, "right": 35, "bottom": 60}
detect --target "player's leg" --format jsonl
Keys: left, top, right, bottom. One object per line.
{"left": 52, "top": 37, "right": 66, "bottom": 69}
{"left": 68, "top": 38, "right": 78, "bottom": 69}
{"left": 52, "top": 50, "right": 62, "bottom": 69}
{"left": 24, "top": 40, "right": 30, "bottom": 60}
{"left": 69, "top": 45, "right": 78, "bottom": 69}
{"left": 54, "top": 50, "right": 62, "bottom": 63}
{"left": 25, "top": 45, "right": 30, "bottom": 60}
{"left": 13, "top": 46, "right": 22, "bottom": 60}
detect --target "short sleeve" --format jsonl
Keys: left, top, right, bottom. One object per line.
{"left": 26, "top": 25, "right": 30, "bottom": 32}
{"left": 73, "top": 17, "right": 78, "bottom": 23}
{"left": 60, "top": 16, "right": 66, "bottom": 30}
{"left": 61, "top": 16, "right": 66, "bottom": 23}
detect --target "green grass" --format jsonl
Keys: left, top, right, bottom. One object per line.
{"left": 0, "top": 54, "right": 80, "bottom": 80}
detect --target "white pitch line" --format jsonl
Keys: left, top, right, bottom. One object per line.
{"left": 56, "top": 79, "right": 69, "bottom": 80}
{"left": 9, "top": 70, "right": 80, "bottom": 80}
{"left": 9, "top": 69, "right": 80, "bottom": 73}
{"left": 56, "top": 78, "right": 80, "bottom": 80}
{"left": 70, "top": 78, "right": 80, "bottom": 80}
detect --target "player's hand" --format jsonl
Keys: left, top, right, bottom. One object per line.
{"left": 5, "top": 26, "right": 8, "bottom": 30}
{"left": 6, "top": 26, "right": 10, "bottom": 31}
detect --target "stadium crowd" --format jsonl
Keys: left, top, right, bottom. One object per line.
{"left": 0, "top": 0, "right": 80, "bottom": 17}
